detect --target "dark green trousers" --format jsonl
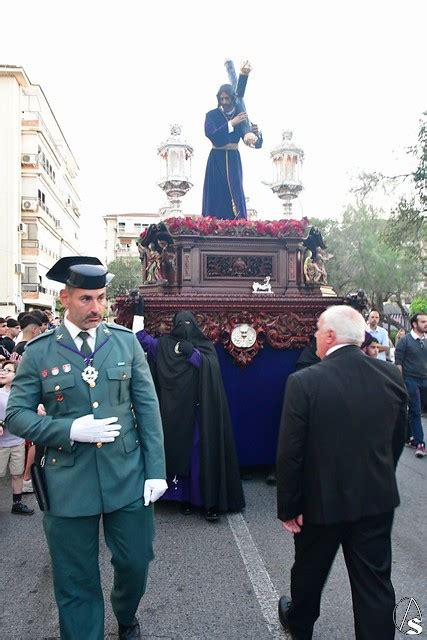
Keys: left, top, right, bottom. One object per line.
{"left": 43, "top": 498, "right": 154, "bottom": 640}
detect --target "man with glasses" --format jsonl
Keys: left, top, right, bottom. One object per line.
{"left": 395, "top": 312, "right": 427, "bottom": 457}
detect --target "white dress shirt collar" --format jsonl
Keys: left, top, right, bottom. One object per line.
{"left": 410, "top": 329, "right": 425, "bottom": 341}
{"left": 326, "top": 343, "right": 352, "bottom": 356}
{"left": 63, "top": 316, "right": 98, "bottom": 344}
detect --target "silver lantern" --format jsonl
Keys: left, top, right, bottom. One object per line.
{"left": 264, "top": 130, "right": 304, "bottom": 216}
{"left": 157, "top": 124, "right": 194, "bottom": 215}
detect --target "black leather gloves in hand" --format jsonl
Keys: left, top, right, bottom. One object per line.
{"left": 177, "top": 340, "right": 194, "bottom": 357}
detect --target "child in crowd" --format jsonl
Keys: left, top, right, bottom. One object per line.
{"left": 361, "top": 332, "right": 380, "bottom": 358}
{"left": 0, "top": 361, "right": 34, "bottom": 515}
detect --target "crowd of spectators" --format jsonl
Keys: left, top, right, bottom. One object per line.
{"left": 0, "top": 309, "right": 60, "bottom": 511}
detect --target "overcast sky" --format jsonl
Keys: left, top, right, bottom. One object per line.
{"left": 2, "top": 0, "right": 425, "bottom": 259}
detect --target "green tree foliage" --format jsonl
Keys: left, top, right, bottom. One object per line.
{"left": 383, "top": 113, "right": 426, "bottom": 269}
{"left": 412, "top": 111, "right": 426, "bottom": 208}
{"left": 409, "top": 295, "right": 427, "bottom": 315}
{"left": 311, "top": 205, "right": 420, "bottom": 312}
{"left": 383, "top": 197, "right": 425, "bottom": 266}
{"left": 311, "top": 113, "right": 426, "bottom": 312}
{"left": 106, "top": 257, "right": 142, "bottom": 300}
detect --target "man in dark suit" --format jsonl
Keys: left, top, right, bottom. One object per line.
{"left": 276, "top": 305, "right": 407, "bottom": 640}
{"left": 6, "top": 257, "right": 167, "bottom": 640}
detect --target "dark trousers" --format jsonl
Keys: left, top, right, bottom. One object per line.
{"left": 43, "top": 498, "right": 154, "bottom": 640}
{"left": 404, "top": 376, "right": 426, "bottom": 444}
{"left": 288, "top": 512, "right": 396, "bottom": 640}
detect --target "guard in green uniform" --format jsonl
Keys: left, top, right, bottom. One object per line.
{"left": 6, "top": 256, "right": 167, "bottom": 640}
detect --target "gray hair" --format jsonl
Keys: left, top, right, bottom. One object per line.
{"left": 319, "top": 305, "right": 366, "bottom": 346}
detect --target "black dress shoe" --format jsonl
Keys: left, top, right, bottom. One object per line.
{"left": 180, "top": 501, "right": 192, "bottom": 515}
{"left": 265, "top": 471, "right": 276, "bottom": 485}
{"left": 204, "top": 507, "right": 220, "bottom": 522}
{"left": 278, "top": 596, "right": 293, "bottom": 632}
{"left": 118, "top": 617, "right": 141, "bottom": 640}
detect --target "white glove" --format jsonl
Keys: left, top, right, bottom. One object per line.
{"left": 70, "top": 414, "right": 121, "bottom": 443}
{"left": 143, "top": 479, "right": 168, "bottom": 506}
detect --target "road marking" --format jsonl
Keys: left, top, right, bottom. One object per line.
{"left": 227, "top": 512, "right": 290, "bottom": 638}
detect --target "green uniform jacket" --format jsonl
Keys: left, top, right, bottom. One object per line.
{"left": 6, "top": 322, "right": 166, "bottom": 518}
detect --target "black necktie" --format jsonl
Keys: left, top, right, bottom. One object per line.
{"left": 78, "top": 331, "right": 92, "bottom": 357}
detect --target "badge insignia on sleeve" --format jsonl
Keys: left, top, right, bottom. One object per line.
{"left": 62, "top": 364, "right": 71, "bottom": 373}
{"left": 51, "top": 367, "right": 59, "bottom": 376}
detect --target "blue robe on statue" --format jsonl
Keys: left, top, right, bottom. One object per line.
{"left": 202, "top": 108, "right": 262, "bottom": 220}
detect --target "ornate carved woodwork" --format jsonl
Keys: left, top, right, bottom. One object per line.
{"left": 112, "top": 231, "right": 339, "bottom": 366}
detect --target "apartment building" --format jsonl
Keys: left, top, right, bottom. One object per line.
{"left": 0, "top": 65, "right": 80, "bottom": 314}
{"left": 104, "top": 212, "right": 161, "bottom": 265}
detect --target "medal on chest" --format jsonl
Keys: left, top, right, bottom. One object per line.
{"left": 81, "top": 365, "right": 99, "bottom": 388}
{"left": 56, "top": 326, "right": 111, "bottom": 389}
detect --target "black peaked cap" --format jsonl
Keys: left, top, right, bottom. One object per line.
{"left": 46, "top": 256, "right": 114, "bottom": 288}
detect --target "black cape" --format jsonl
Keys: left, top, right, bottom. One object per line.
{"left": 295, "top": 336, "right": 320, "bottom": 370}
{"left": 155, "top": 311, "right": 245, "bottom": 512}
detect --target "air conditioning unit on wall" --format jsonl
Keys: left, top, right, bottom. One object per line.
{"left": 14, "top": 263, "right": 25, "bottom": 275}
{"left": 21, "top": 198, "right": 38, "bottom": 211}
{"left": 21, "top": 153, "right": 38, "bottom": 167}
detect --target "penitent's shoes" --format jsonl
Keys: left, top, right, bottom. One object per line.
{"left": 118, "top": 617, "right": 141, "bottom": 640}
{"left": 266, "top": 471, "right": 277, "bottom": 485}
{"left": 180, "top": 501, "right": 193, "bottom": 516}
{"left": 204, "top": 507, "right": 220, "bottom": 522}
{"left": 278, "top": 596, "right": 302, "bottom": 639}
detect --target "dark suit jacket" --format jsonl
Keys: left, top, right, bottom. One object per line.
{"left": 277, "top": 345, "right": 408, "bottom": 525}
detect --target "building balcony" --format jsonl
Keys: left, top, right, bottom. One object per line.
{"left": 21, "top": 112, "right": 58, "bottom": 158}
{"left": 22, "top": 283, "right": 47, "bottom": 293}
{"left": 22, "top": 240, "right": 39, "bottom": 248}
{"left": 22, "top": 244, "right": 40, "bottom": 257}
{"left": 21, "top": 284, "right": 56, "bottom": 306}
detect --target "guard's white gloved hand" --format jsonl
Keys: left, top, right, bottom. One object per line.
{"left": 143, "top": 479, "right": 168, "bottom": 506}
{"left": 70, "top": 414, "right": 121, "bottom": 443}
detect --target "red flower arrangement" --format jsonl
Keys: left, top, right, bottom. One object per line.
{"left": 164, "top": 216, "right": 310, "bottom": 238}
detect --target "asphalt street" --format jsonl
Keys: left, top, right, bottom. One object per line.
{"left": 0, "top": 439, "right": 426, "bottom": 640}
